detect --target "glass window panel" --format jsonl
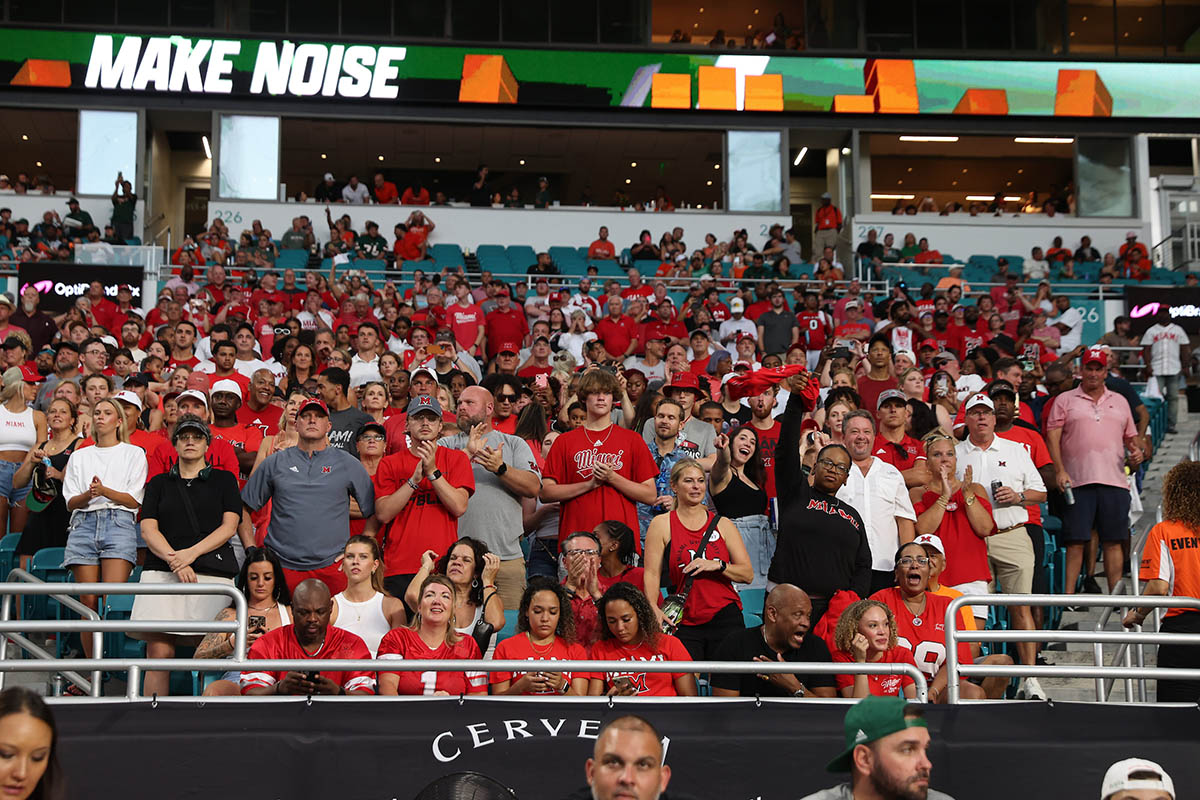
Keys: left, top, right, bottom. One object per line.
{"left": 728, "top": 130, "right": 782, "bottom": 212}
{"left": 394, "top": 0, "right": 446, "bottom": 37}
{"left": 864, "top": 0, "right": 914, "bottom": 52}
{"left": 1076, "top": 138, "right": 1133, "bottom": 217}
{"left": 117, "top": 0, "right": 168, "bottom": 25}
{"left": 171, "top": 0, "right": 215, "bottom": 27}
{"left": 247, "top": 0, "right": 286, "bottom": 32}
{"left": 966, "top": 0, "right": 1012, "bottom": 50}
{"left": 1165, "top": 0, "right": 1200, "bottom": 55}
{"left": 78, "top": 110, "right": 138, "bottom": 196}
{"left": 600, "top": 0, "right": 643, "bottom": 44}
{"left": 552, "top": 0, "right": 598, "bottom": 42}
{"left": 288, "top": 0, "right": 328, "bottom": 33}
{"left": 452, "top": 0, "right": 501, "bottom": 40}
{"left": 504, "top": 0, "right": 550, "bottom": 41}
{"left": 9, "top": 0, "right": 63, "bottom": 23}
{"left": 1065, "top": 0, "right": 1115, "bottom": 55}
{"left": 218, "top": 115, "right": 280, "bottom": 201}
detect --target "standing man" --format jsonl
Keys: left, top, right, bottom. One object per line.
{"left": 349, "top": 322, "right": 383, "bottom": 387}
{"left": 837, "top": 411, "right": 917, "bottom": 594}
{"left": 874, "top": 389, "right": 928, "bottom": 488}
{"left": 241, "top": 398, "right": 375, "bottom": 593}
{"left": 237, "top": 368, "right": 284, "bottom": 436}
{"left": 35, "top": 342, "right": 80, "bottom": 410}
{"left": 1051, "top": 294, "right": 1084, "bottom": 353}
{"left": 580, "top": 716, "right": 673, "bottom": 800}
{"left": 11, "top": 284, "right": 56, "bottom": 354}
{"left": 209, "top": 379, "right": 263, "bottom": 482}
{"left": 640, "top": 372, "right": 716, "bottom": 459}
{"left": 542, "top": 369, "right": 657, "bottom": 549}
{"left": 756, "top": 288, "right": 800, "bottom": 356}
{"left": 316, "top": 367, "right": 373, "bottom": 454}
{"left": 813, "top": 191, "right": 842, "bottom": 258}
{"left": 372, "top": 395, "right": 474, "bottom": 599}
{"left": 638, "top": 399, "right": 704, "bottom": 541}
{"left": 447, "top": 280, "right": 486, "bottom": 359}
{"left": 718, "top": 297, "right": 756, "bottom": 347}
{"left": 595, "top": 295, "right": 639, "bottom": 362}
{"left": 956, "top": 392, "right": 1047, "bottom": 698}
{"left": 1046, "top": 347, "right": 1143, "bottom": 597}
{"left": 483, "top": 287, "right": 529, "bottom": 360}
{"left": 440, "top": 386, "right": 541, "bottom": 609}
{"left": 1142, "top": 307, "right": 1190, "bottom": 435}
{"left": 748, "top": 387, "right": 782, "bottom": 500}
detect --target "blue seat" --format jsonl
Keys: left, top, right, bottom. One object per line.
{"left": 124, "top": 237, "right": 141, "bottom": 246}
{"left": 25, "top": 547, "right": 68, "bottom": 621}
{"left": 634, "top": 259, "right": 661, "bottom": 277}
{"left": 102, "top": 594, "right": 143, "bottom": 661}
{"left": 429, "top": 243, "right": 464, "bottom": 268}
{"left": 739, "top": 587, "right": 766, "bottom": 616}
{"left": 506, "top": 245, "right": 538, "bottom": 270}
{"left": 0, "top": 533, "right": 20, "bottom": 580}
{"left": 495, "top": 609, "right": 520, "bottom": 644}
{"left": 742, "top": 610, "right": 763, "bottom": 628}
{"left": 275, "top": 249, "right": 308, "bottom": 270}
{"left": 353, "top": 258, "right": 387, "bottom": 275}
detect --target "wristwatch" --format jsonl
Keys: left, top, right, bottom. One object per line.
{"left": 495, "top": 462, "right": 508, "bottom": 477}
{"left": 793, "top": 686, "right": 806, "bottom": 698}
{"left": 716, "top": 558, "right": 728, "bottom": 572}
{"left": 430, "top": 469, "right": 443, "bottom": 481}
{"left": 1018, "top": 490, "right": 1026, "bottom": 505}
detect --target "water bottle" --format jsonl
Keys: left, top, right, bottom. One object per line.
{"left": 1063, "top": 480, "right": 1075, "bottom": 506}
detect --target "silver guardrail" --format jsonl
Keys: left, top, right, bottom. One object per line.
{"left": 1190, "top": 429, "right": 1200, "bottom": 462}
{"left": 0, "top": 657, "right": 928, "bottom": 703}
{"left": 944, "top": 594, "right": 1200, "bottom": 703}
{"left": 0, "top": 580, "right": 247, "bottom": 697}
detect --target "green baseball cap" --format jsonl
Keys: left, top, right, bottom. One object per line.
{"left": 826, "top": 696, "right": 928, "bottom": 772}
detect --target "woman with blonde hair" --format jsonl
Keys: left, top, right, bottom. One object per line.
{"left": 377, "top": 575, "right": 487, "bottom": 696}
{"left": 0, "top": 366, "right": 46, "bottom": 538}
{"left": 359, "top": 381, "right": 389, "bottom": 424}
{"left": 831, "top": 598, "right": 918, "bottom": 698}
{"left": 330, "top": 535, "right": 407, "bottom": 657}
{"left": 61, "top": 397, "right": 147, "bottom": 656}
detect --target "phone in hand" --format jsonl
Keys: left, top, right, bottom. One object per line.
{"left": 612, "top": 675, "right": 635, "bottom": 693}
{"left": 249, "top": 615, "right": 266, "bottom": 634}
{"left": 426, "top": 343, "right": 446, "bottom": 357}
{"left": 534, "top": 373, "right": 549, "bottom": 390}
{"left": 304, "top": 670, "right": 321, "bottom": 683}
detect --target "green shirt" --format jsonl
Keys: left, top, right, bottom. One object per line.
{"left": 280, "top": 229, "right": 307, "bottom": 250}
{"left": 356, "top": 234, "right": 387, "bottom": 259}
{"left": 534, "top": 190, "right": 552, "bottom": 209}
{"left": 111, "top": 194, "right": 136, "bottom": 225}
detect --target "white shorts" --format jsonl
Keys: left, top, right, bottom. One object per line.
{"left": 948, "top": 580, "right": 990, "bottom": 621}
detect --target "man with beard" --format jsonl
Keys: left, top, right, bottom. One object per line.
{"left": 237, "top": 368, "right": 283, "bottom": 436}
{"left": 803, "top": 696, "right": 955, "bottom": 800}
{"left": 640, "top": 372, "right": 715, "bottom": 461}
{"left": 34, "top": 342, "right": 80, "bottom": 411}
{"left": 637, "top": 399, "right": 704, "bottom": 539}
{"left": 439, "top": 385, "right": 541, "bottom": 609}
{"left": 712, "top": 583, "right": 837, "bottom": 698}
{"left": 11, "top": 284, "right": 55, "bottom": 353}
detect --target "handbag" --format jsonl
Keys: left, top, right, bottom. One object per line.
{"left": 172, "top": 474, "right": 238, "bottom": 578}
{"left": 659, "top": 514, "right": 723, "bottom": 634}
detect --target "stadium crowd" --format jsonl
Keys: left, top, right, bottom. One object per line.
{"left": 0, "top": 188, "right": 1189, "bottom": 703}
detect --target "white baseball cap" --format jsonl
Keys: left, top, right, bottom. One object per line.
{"left": 1101, "top": 758, "right": 1174, "bottom": 800}
{"left": 913, "top": 533, "right": 945, "bottom": 554}
{"left": 894, "top": 349, "right": 916, "bottom": 364}
{"left": 177, "top": 389, "right": 209, "bottom": 408}
{"left": 210, "top": 379, "right": 243, "bottom": 400}
{"left": 729, "top": 297, "right": 745, "bottom": 313}
{"left": 964, "top": 392, "right": 994, "bottom": 412}
{"left": 112, "top": 390, "right": 143, "bottom": 412}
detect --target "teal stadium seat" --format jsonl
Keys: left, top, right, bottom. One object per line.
{"left": 506, "top": 245, "right": 538, "bottom": 271}
{"left": 742, "top": 610, "right": 763, "bottom": 628}
{"left": 275, "top": 249, "right": 308, "bottom": 270}
{"left": 739, "top": 587, "right": 766, "bottom": 615}
{"left": 0, "top": 533, "right": 20, "bottom": 579}
{"left": 429, "top": 243, "right": 464, "bottom": 269}
{"left": 25, "top": 547, "right": 67, "bottom": 621}
{"left": 495, "top": 609, "right": 520, "bottom": 644}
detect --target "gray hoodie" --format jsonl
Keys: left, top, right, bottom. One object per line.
{"left": 800, "top": 783, "right": 955, "bottom": 800}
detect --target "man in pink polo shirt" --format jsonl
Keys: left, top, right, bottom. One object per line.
{"left": 1045, "top": 346, "right": 1144, "bottom": 597}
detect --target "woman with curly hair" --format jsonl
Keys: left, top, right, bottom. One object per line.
{"left": 489, "top": 576, "right": 589, "bottom": 696}
{"left": 587, "top": 582, "right": 697, "bottom": 697}
{"left": 831, "top": 598, "right": 918, "bottom": 698}
{"left": 593, "top": 520, "right": 644, "bottom": 592}
{"left": 1123, "top": 461, "right": 1200, "bottom": 702}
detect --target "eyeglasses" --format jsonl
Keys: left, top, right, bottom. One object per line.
{"left": 496, "top": 394, "right": 518, "bottom": 402}
{"left": 358, "top": 435, "right": 385, "bottom": 443}
{"left": 815, "top": 458, "right": 850, "bottom": 475}
{"left": 564, "top": 548, "right": 600, "bottom": 558}
{"left": 897, "top": 556, "right": 931, "bottom": 567}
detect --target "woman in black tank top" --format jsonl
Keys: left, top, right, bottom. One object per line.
{"left": 710, "top": 426, "right": 771, "bottom": 597}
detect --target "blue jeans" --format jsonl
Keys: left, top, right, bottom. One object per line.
{"left": 0, "top": 459, "right": 31, "bottom": 504}
{"left": 63, "top": 508, "right": 139, "bottom": 566}
{"left": 526, "top": 537, "right": 559, "bottom": 580}
{"left": 1157, "top": 373, "right": 1181, "bottom": 428}
{"left": 733, "top": 514, "right": 774, "bottom": 592}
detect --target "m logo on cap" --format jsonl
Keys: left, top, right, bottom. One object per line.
{"left": 419, "top": 396, "right": 432, "bottom": 407}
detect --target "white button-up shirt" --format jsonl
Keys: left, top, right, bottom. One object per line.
{"left": 837, "top": 456, "right": 916, "bottom": 571}
{"left": 955, "top": 435, "right": 1045, "bottom": 530}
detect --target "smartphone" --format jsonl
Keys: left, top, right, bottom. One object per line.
{"left": 249, "top": 615, "right": 266, "bottom": 634}
{"left": 836, "top": 339, "right": 857, "bottom": 349}
{"left": 830, "top": 348, "right": 852, "bottom": 361}
{"left": 534, "top": 373, "right": 549, "bottom": 390}
{"left": 990, "top": 480, "right": 1004, "bottom": 499}
{"left": 304, "top": 670, "right": 321, "bottom": 683}
{"left": 612, "top": 675, "right": 635, "bottom": 693}
{"left": 426, "top": 343, "right": 446, "bottom": 356}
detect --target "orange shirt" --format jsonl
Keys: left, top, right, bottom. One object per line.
{"left": 1139, "top": 520, "right": 1200, "bottom": 617}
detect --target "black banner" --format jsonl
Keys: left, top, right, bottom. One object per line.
{"left": 52, "top": 698, "right": 1200, "bottom": 799}
{"left": 1125, "top": 285, "right": 1200, "bottom": 335}
{"left": 17, "top": 262, "right": 144, "bottom": 314}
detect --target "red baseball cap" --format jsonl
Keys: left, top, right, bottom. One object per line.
{"left": 186, "top": 372, "right": 211, "bottom": 391}
{"left": 1082, "top": 346, "right": 1109, "bottom": 367}
{"left": 499, "top": 342, "right": 520, "bottom": 354}
{"left": 297, "top": 397, "right": 329, "bottom": 417}
{"left": 548, "top": 292, "right": 563, "bottom": 303}
{"left": 19, "top": 364, "right": 42, "bottom": 383}
{"left": 919, "top": 339, "right": 939, "bottom": 351}
{"left": 494, "top": 288, "right": 510, "bottom": 297}
{"left": 664, "top": 371, "right": 702, "bottom": 394}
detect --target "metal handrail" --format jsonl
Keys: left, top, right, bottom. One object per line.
{"left": 1190, "top": 429, "right": 1200, "bottom": 462}
{"left": 0, "top": 569, "right": 103, "bottom": 697}
{"left": 0, "top": 580, "right": 248, "bottom": 698}
{"left": 0, "top": 657, "right": 928, "bottom": 703}
{"left": 944, "top": 594, "right": 1200, "bottom": 703}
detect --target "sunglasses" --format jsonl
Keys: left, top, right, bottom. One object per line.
{"left": 496, "top": 394, "right": 518, "bottom": 402}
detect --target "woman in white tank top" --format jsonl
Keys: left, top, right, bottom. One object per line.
{"left": 331, "top": 535, "right": 407, "bottom": 657}
{"left": 0, "top": 366, "right": 46, "bottom": 537}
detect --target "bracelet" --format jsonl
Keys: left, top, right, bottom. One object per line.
{"left": 406, "top": 477, "right": 420, "bottom": 491}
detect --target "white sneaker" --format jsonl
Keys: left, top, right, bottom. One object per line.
{"left": 1018, "top": 676, "right": 1048, "bottom": 700}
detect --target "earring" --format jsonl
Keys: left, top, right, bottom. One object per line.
{"left": 472, "top": 578, "right": 481, "bottom": 589}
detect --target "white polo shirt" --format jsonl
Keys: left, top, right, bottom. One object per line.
{"left": 955, "top": 434, "right": 1045, "bottom": 530}
{"left": 837, "top": 456, "right": 916, "bottom": 571}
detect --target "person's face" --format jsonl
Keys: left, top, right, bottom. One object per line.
{"left": 901, "top": 371, "right": 925, "bottom": 398}
{"left": 211, "top": 390, "right": 240, "bottom": 419}
{"left": 812, "top": 446, "right": 851, "bottom": 493}
{"left": 1081, "top": 360, "right": 1109, "bottom": 392}
{"left": 406, "top": 410, "right": 442, "bottom": 443}
{"left": 585, "top": 389, "right": 613, "bottom": 419}
{"left": 672, "top": 465, "right": 707, "bottom": 506}
{"left": 0, "top": 709, "right": 53, "bottom": 799}
{"left": 83, "top": 342, "right": 107, "bottom": 372}
{"left": 965, "top": 405, "right": 994, "bottom": 439}
{"left": 214, "top": 346, "right": 235, "bottom": 372}
{"left": 768, "top": 593, "right": 812, "bottom": 649}
{"left": 991, "top": 392, "right": 1016, "bottom": 424}
{"left": 826, "top": 403, "right": 851, "bottom": 434}
{"left": 653, "top": 403, "right": 682, "bottom": 440}
{"left": 604, "top": 598, "right": 640, "bottom": 645}
{"left": 878, "top": 399, "right": 908, "bottom": 430}
{"left": 84, "top": 378, "right": 108, "bottom": 406}
{"left": 234, "top": 329, "right": 255, "bottom": 355}
{"left": 567, "top": 406, "right": 586, "bottom": 429}
{"left": 748, "top": 390, "right": 775, "bottom": 419}
{"left": 699, "top": 405, "right": 724, "bottom": 434}
{"left": 868, "top": 341, "right": 891, "bottom": 368}
{"left": 894, "top": 544, "right": 931, "bottom": 595}
{"left": 292, "top": 590, "right": 332, "bottom": 645}
{"left": 176, "top": 397, "right": 206, "bottom": 419}
{"left": 112, "top": 354, "right": 133, "bottom": 376}
{"left": 92, "top": 401, "right": 118, "bottom": 434}
{"left": 46, "top": 399, "right": 72, "bottom": 431}
{"left": 388, "top": 372, "right": 409, "bottom": 401}
{"left": 586, "top": 727, "right": 671, "bottom": 800}
{"left": 526, "top": 589, "right": 561, "bottom": 641}
{"left": 844, "top": 416, "right": 874, "bottom": 460}
{"left": 294, "top": 408, "right": 329, "bottom": 442}
{"left": 363, "top": 384, "right": 387, "bottom": 410}
{"left": 356, "top": 327, "right": 378, "bottom": 353}
{"left": 858, "top": 605, "right": 892, "bottom": 653}
{"left": 419, "top": 581, "right": 455, "bottom": 629}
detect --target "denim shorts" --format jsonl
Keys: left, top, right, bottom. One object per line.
{"left": 0, "top": 459, "right": 31, "bottom": 504}
{"left": 733, "top": 514, "right": 774, "bottom": 592}
{"left": 63, "top": 509, "right": 139, "bottom": 567}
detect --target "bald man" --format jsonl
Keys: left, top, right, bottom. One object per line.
{"left": 711, "top": 584, "right": 837, "bottom": 698}
{"left": 439, "top": 385, "right": 541, "bottom": 608}
{"left": 240, "top": 579, "right": 375, "bottom": 696}
{"left": 584, "top": 715, "right": 672, "bottom": 800}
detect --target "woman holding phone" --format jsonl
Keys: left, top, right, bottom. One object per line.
{"left": 489, "top": 577, "right": 588, "bottom": 696}
{"left": 133, "top": 416, "right": 242, "bottom": 697}
{"left": 587, "top": 582, "right": 696, "bottom": 697}
{"left": 330, "top": 535, "right": 407, "bottom": 657}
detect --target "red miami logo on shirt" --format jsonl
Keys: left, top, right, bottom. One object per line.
{"left": 322, "top": 466, "right": 331, "bottom": 474}
{"left": 572, "top": 449, "right": 625, "bottom": 479}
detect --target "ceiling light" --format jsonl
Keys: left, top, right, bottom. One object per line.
{"left": 898, "top": 135, "right": 959, "bottom": 142}
{"left": 201, "top": 134, "right": 211, "bottom": 160}
{"left": 377, "top": 155, "right": 384, "bottom": 161}
{"left": 519, "top": 159, "right": 526, "bottom": 165}
{"left": 35, "top": 161, "right": 42, "bottom": 167}
{"left": 20, "top": 134, "right": 28, "bottom": 141}
{"left": 965, "top": 195, "right": 995, "bottom": 201}
{"left": 1017, "top": 168, "right": 1024, "bottom": 173}
{"left": 841, "top": 147, "right": 851, "bottom": 155}
{"left": 746, "top": 24, "right": 752, "bottom": 29}
{"left": 1070, "top": 31, "right": 1076, "bottom": 36}
{"left": 962, "top": 168, "right": 968, "bottom": 173}
{"left": 1006, "top": 181, "right": 1012, "bottom": 186}
{"left": 1138, "top": 16, "right": 1143, "bottom": 22}
{"left": 320, "top": 153, "right": 327, "bottom": 159}
{"left": 1123, "top": 31, "right": 1129, "bottom": 37}
{"left": 625, "top": 178, "right": 631, "bottom": 184}
{"left": 870, "top": 193, "right": 915, "bottom": 200}
{"left": 434, "top": 157, "right": 441, "bottom": 163}
{"left": 952, "top": 181, "right": 957, "bottom": 186}
{"left": 906, "top": 167, "right": 913, "bottom": 172}
{"left": 706, "top": 180, "right": 713, "bottom": 186}
{"left": 897, "top": 179, "right": 904, "bottom": 184}
{"left": 1014, "top": 137, "right": 1074, "bottom": 143}
{"left": 630, "top": 161, "right": 637, "bottom": 167}
{"left": 713, "top": 164, "right": 720, "bottom": 170}
{"left": 1082, "top": 15, "right": 1087, "bottom": 21}
{"left": 792, "top": 146, "right": 808, "bottom": 166}
{"left": 693, "top": 23, "right": 698, "bottom": 27}
{"left": 754, "top": 8, "right": 759, "bottom": 13}
{"left": 1004, "top": 195, "right": 1021, "bottom": 201}
{"left": 699, "top": 6, "right": 704, "bottom": 11}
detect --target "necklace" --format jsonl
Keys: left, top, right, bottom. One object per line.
{"left": 589, "top": 424, "right": 615, "bottom": 450}
{"left": 249, "top": 602, "right": 278, "bottom": 613}
{"left": 903, "top": 595, "right": 926, "bottom": 627}
{"left": 527, "top": 633, "right": 557, "bottom": 656}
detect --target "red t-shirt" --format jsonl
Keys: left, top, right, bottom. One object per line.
{"left": 447, "top": 302, "right": 485, "bottom": 352}
{"left": 797, "top": 311, "right": 829, "bottom": 350}
{"left": 394, "top": 229, "right": 428, "bottom": 262}
{"left": 832, "top": 647, "right": 918, "bottom": 695}
{"left": 400, "top": 186, "right": 430, "bottom": 205}
{"left": 237, "top": 403, "right": 283, "bottom": 437}
{"left": 489, "top": 634, "right": 591, "bottom": 693}
{"left": 752, "top": 420, "right": 781, "bottom": 499}
{"left": 589, "top": 240, "right": 616, "bottom": 259}
{"left": 483, "top": 307, "right": 529, "bottom": 358}
{"left": 911, "top": 489, "right": 994, "bottom": 586}
{"left": 870, "top": 587, "right": 974, "bottom": 680}
{"left": 240, "top": 625, "right": 375, "bottom": 695}
{"left": 168, "top": 354, "right": 201, "bottom": 371}
{"left": 643, "top": 319, "right": 687, "bottom": 343}
{"left": 207, "top": 370, "right": 252, "bottom": 398}
{"left": 667, "top": 512, "right": 740, "bottom": 626}
{"left": 376, "top": 627, "right": 487, "bottom": 695}
{"left": 375, "top": 446, "right": 475, "bottom": 576}
{"left": 857, "top": 376, "right": 898, "bottom": 420}
{"left": 588, "top": 634, "right": 692, "bottom": 696}
{"left": 834, "top": 321, "right": 872, "bottom": 341}
{"left": 996, "top": 424, "right": 1051, "bottom": 527}
{"left": 594, "top": 315, "right": 639, "bottom": 357}
{"left": 598, "top": 566, "right": 645, "bottom": 594}
{"left": 374, "top": 181, "right": 400, "bottom": 204}
{"left": 620, "top": 284, "right": 655, "bottom": 302}
{"left": 543, "top": 424, "right": 657, "bottom": 545}
{"left": 872, "top": 433, "right": 925, "bottom": 473}
{"left": 210, "top": 422, "right": 264, "bottom": 486}
{"left": 518, "top": 364, "right": 554, "bottom": 380}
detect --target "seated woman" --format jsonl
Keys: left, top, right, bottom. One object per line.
{"left": 593, "top": 520, "right": 644, "bottom": 593}
{"left": 330, "top": 535, "right": 407, "bottom": 658}
{"left": 377, "top": 575, "right": 488, "bottom": 696}
{"left": 588, "top": 582, "right": 697, "bottom": 697}
{"left": 198, "top": 547, "right": 292, "bottom": 696}
{"left": 489, "top": 577, "right": 589, "bottom": 696}
{"left": 404, "top": 538, "right": 505, "bottom": 654}
{"left": 831, "top": 598, "right": 918, "bottom": 698}
{"left": 133, "top": 416, "right": 242, "bottom": 698}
